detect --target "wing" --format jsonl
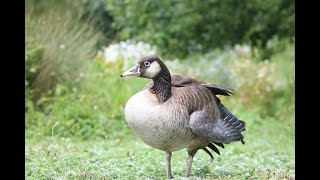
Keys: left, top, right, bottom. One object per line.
{"left": 189, "top": 102, "right": 245, "bottom": 144}
{"left": 143, "top": 75, "right": 234, "bottom": 96}
{"left": 171, "top": 75, "right": 235, "bottom": 96}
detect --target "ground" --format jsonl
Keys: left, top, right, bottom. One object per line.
{"left": 25, "top": 116, "right": 294, "bottom": 180}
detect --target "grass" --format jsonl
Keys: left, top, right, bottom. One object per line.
{"left": 25, "top": 115, "right": 294, "bottom": 179}
{"left": 25, "top": 4, "right": 102, "bottom": 99}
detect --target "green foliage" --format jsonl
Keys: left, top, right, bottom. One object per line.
{"left": 25, "top": 58, "right": 149, "bottom": 140}
{"left": 228, "top": 43, "right": 294, "bottom": 122}
{"left": 25, "top": 0, "right": 116, "bottom": 47}
{"left": 25, "top": 44, "right": 44, "bottom": 109}
{"left": 74, "top": 0, "right": 116, "bottom": 47}
{"left": 25, "top": 4, "right": 102, "bottom": 102}
{"left": 267, "top": 43, "right": 295, "bottom": 122}
{"left": 106, "top": 0, "right": 294, "bottom": 59}
{"left": 226, "top": 44, "right": 294, "bottom": 123}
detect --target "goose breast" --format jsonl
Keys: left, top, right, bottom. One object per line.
{"left": 125, "top": 89, "right": 208, "bottom": 151}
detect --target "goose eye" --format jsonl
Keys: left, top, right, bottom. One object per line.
{"left": 144, "top": 61, "right": 151, "bottom": 66}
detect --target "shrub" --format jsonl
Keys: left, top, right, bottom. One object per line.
{"left": 25, "top": 43, "right": 45, "bottom": 111}
{"left": 25, "top": 5, "right": 102, "bottom": 102}
{"left": 25, "top": 0, "right": 116, "bottom": 47}
{"left": 226, "top": 44, "right": 294, "bottom": 122}
{"left": 228, "top": 47, "right": 277, "bottom": 109}
{"left": 105, "top": 0, "right": 294, "bottom": 59}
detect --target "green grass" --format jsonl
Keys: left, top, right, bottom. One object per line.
{"left": 25, "top": 115, "right": 294, "bottom": 179}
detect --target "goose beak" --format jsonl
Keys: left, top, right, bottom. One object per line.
{"left": 120, "top": 64, "right": 141, "bottom": 77}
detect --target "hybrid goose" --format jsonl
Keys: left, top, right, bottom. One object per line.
{"left": 120, "top": 55, "right": 246, "bottom": 179}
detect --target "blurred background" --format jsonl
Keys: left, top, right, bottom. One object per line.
{"left": 25, "top": 0, "right": 294, "bottom": 179}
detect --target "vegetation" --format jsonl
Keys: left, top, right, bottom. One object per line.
{"left": 25, "top": 4, "right": 103, "bottom": 102}
{"left": 26, "top": 118, "right": 294, "bottom": 179}
{"left": 25, "top": 1, "right": 294, "bottom": 179}
{"left": 106, "top": 0, "right": 294, "bottom": 59}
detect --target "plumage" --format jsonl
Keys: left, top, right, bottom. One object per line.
{"left": 120, "top": 55, "right": 246, "bottom": 179}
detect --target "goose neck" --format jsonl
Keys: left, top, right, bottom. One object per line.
{"left": 150, "top": 72, "right": 171, "bottom": 103}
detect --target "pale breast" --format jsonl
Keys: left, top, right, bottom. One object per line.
{"left": 124, "top": 89, "right": 208, "bottom": 151}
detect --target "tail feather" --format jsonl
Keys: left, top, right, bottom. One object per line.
{"left": 218, "top": 102, "right": 246, "bottom": 144}
{"left": 202, "top": 147, "right": 214, "bottom": 159}
{"left": 207, "top": 143, "right": 220, "bottom": 155}
{"left": 202, "top": 142, "right": 223, "bottom": 160}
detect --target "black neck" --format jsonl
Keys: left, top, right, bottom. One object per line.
{"left": 150, "top": 69, "right": 171, "bottom": 103}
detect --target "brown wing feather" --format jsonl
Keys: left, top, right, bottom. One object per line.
{"left": 171, "top": 75, "right": 234, "bottom": 96}
{"left": 144, "top": 75, "right": 235, "bottom": 96}
{"left": 169, "top": 76, "right": 245, "bottom": 144}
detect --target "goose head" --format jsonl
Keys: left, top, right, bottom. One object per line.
{"left": 120, "top": 55, "right": 169, "bottom": 79}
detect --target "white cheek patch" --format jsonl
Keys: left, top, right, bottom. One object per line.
{"left": 145, "top": 61, "right": 161, "bottom": 78}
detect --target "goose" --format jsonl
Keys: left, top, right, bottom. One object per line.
{"left": 120, "top": 55, "right": 246, "bottom": 179}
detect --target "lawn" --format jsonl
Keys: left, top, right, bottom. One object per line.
{"left": 25, "top": 113, "right": 294, "bottom": 180}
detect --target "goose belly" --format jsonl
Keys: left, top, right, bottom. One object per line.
{"left": 124, "top": 90, "right": 206, "bottom": 151}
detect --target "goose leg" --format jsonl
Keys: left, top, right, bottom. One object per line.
{"left": 165, "top": 151, "right": 174, "bottom": 179}
{"left": 185, "top": 149, "right": 198, "bottom": 177}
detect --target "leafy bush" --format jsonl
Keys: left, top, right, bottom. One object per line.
{"left": 25, "top": 5, "right": 102, "bottom": 102}
{"left": 106, "top": 0, "right": 294, "bottom": 59}
{"left": 25, "top": 0, "right": 116, "bottom": 47}
{"left": 225, "top": 44, "right": 294, "bottom": 122}
{"left": 25, "top": 44, "right": 44, "bottom": 109}
{"left": 227, "top": 46, "right": 277, "bottom": 109}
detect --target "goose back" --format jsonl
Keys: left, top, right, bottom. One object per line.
{"left": 144, "top": 75, "right": 235, "bottom": 96}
